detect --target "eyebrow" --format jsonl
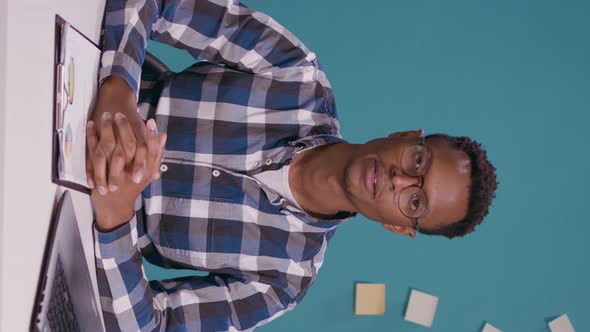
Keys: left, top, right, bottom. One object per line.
{"left": 421, "top": 147, "right": 435, "bottom": 221}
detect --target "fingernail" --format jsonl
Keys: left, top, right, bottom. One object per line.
{"left": 102, "top": 112, "right": 111, "bottom": 121}
{"left": 114, "top": 112, "right": 124, "bottom": 123}
{"left": 88, "top": 178, "right": 94, "bottom": 189}
{"left": 133, "top": 171, "right": 143, "bottom": 184}
{"left": 87, "top": 121, "right": 94, "bottom": 128}
{"left": 148, "top": 119, "right": 157, "bottom": 133}
{"left": 108, "top": 184, "right": 118, "bottom": 192}
{"left": 98, "top": 186, "right": 108, "bottom": 195}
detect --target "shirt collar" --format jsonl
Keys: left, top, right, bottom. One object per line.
{"left": 284, "top": 134, "right": 357, "bottom": 226}
{"left": 288, "top": 134, "right": 347, "bottom": 152}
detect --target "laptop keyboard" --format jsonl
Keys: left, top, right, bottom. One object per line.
{"left": 46, "top": 256, "right": 81, "bottom": 331}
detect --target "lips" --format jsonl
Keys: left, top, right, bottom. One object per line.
{"left": 365, "top": 158, "right": 377, "bottom": 199}
{"left": 374, "top": 159, "right": 380, "bottom": 198}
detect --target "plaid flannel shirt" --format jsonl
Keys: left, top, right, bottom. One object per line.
{"left": 94, "top": 0, "right": 357, "bottom": 331}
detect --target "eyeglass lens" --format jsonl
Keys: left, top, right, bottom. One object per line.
{"left": 398, "top": 144, "right": 431, "bottom": 219}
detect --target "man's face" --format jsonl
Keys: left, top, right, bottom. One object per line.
{"left": 343, "top": 131, "right": 471, "bottom": 236}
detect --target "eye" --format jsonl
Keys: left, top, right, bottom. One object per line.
{"left": 399, "top": 188, "right": 428, "bottom": 219}
{"left": 414, "top": 154, "right": 423, "bottom": 169}
{"left": 410, "top": 193, "right": 421, "bottom": 211}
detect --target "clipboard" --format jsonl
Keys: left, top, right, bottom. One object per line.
{"left": 51, "top": 15, "right": 101, "bottom": 194}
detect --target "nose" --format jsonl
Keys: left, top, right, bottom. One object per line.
{"left": 390, "top": 173, "right": 421, "bottom": 191}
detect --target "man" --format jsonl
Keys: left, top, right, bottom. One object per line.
{"left": 86, "top": 0, "right": 498, "bottom": 330}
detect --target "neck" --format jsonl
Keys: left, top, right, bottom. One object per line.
{"left": 289, "top": 142, "right": 358, "bottom": 219}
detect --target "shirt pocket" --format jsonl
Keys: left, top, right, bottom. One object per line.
{"left": 158, "top": 158, "right": 247, "bottom": 255}
{"left": 160, "top": 192, "right": 247, "bottom": 267}
{"left": 161, "top": 193, "right": 216, "bottom": 254}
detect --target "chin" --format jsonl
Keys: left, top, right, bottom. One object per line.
{"left": 343, "top": 159, "right": 379, "bottom": 219}
{"left": 342, "top": 158, "right": 362, "bottom": 202}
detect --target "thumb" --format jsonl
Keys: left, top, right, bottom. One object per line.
{"left": 152, "top": 133, "right": 167, "bottom": 180}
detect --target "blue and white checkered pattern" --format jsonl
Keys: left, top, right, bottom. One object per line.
{"left": 94, "top": 0, "right": 357, "bottom": 331}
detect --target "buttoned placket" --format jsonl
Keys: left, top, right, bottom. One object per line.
{"left": 157, "top": 139, "right": 329, "bottom": 214}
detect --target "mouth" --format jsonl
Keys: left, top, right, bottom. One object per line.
{"left": 365, "top": 158, "right": 378, "bottom": 199}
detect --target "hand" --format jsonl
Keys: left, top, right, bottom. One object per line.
{"left": 86, "top": 115, "right": 166, "bottom": 231}
{"left": 86, "top": 111, "right": 163, "bottom": 193}
{"left": 88, "top": 76, "right": 151, "bottom": 189}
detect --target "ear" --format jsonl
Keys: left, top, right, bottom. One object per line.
{"left": 388, "top": 129, "right": 423, "bottom": 139}
{"left": 382, "top": 224, "right": 416, "bottom": 238}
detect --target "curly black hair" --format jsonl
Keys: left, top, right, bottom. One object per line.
{"left": 419, "top": 134, "right": 498, "bottom": 239}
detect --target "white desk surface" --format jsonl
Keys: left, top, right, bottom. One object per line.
{"left": 0, "top": 0, "right": 106, "bottom": 330}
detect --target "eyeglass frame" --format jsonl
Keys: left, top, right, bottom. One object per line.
{"left": 395, "top": 136, "right": 432, "bottom": 232}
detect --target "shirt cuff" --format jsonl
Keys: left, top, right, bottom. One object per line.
{"left": 99, "top": 50, "right": 143, "bottom": 98}
{"left": 94, "top": 214, "right": 139, "bottom": 262}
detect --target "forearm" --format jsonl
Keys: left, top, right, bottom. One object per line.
{"left": 100, "top": 0, "right": 160, "bottom": 95}
{"left": 151, "top": 0, "right": 321, "bottom": 78}
{"left": 94, "top": 217, "right": 156, "bottom": 330}
{"left": 101, "top": 0, "right": 322, "bottom": 91}
{"left": 94, "top": 211, "right": 307, "bottom": 331}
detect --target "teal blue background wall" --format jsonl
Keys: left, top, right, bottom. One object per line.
{"left": 144, "top": 0, "right": 590, "bottom": 331}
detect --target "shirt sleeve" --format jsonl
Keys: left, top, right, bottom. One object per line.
{"left": 101, "top": 0, "right": 326, "bottom": 97}
{"left": 94, "top": 206, "right": 308, "bottom": 331}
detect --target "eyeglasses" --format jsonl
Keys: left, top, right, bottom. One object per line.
{"left": 395, "top": 137, "right": 432, "bottom": 231}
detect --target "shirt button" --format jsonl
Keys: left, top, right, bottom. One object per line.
{"left": 212, "top": 169, "right": 221, "bottom": 177}
{"left": 160, "top": 164, "right": 168, "bottom": 172}
{"left": 265, "top": 159, "right": 272, "bottom": 165}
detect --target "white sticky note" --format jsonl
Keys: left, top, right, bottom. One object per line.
{"left": 549, "top": 314, "right": 575, "bottom": 332}
{"left": 354, "top": 283, "right": 386, "bottom": 315}
{"left": 482, "top": 322, "right": 502, "bottom": 332}
{"left": 404, "top": 289, "right": 439, "bottom": 327}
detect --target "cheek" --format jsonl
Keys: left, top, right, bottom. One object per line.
{"left": 359, "top": 193, "right": 395, "bottom": 223}
{"left": 371, "top": 198, "right": 413, "bottom": 226}
{"left": 373, "top": 201, "right": 400, "bottom": 224}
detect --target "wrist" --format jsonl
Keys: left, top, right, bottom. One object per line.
{"left": 95, "top": 208, "right": 135, "bottom": 232}
{"left": 99, "top": 76, "right": 136, "bottom": 104}
{"left": 93, "top": 76, "right": 139, "bottom": 124}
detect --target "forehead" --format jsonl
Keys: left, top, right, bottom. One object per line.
{"left": 421, "top": 138, "right": 471, "bottom": 229}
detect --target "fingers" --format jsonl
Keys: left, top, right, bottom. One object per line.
{"left": 132, "top": 149, "right": 147, "bottom": 184}
{"left": 144, "top": 119, "right": 160, "bottom": 183}
{"left": 123, "top": 112, "right": 147, "bottom": 185}
{"left": 99, "top": 112, "right": 116, "bottom": 161}
{"left": 107, "top": 143, "right": 126, "bottom": 192}
{"left": 106, "top": 112, "right": 136, "bottom": 192}
{"left": 130, "top": 119, "right": 163, "bottom": 185}
{"left": 152, "top": 133, "right": 167, "bottom": 180}
{"left": 113, "top": 112, "right": 137, "bottom": 164}
{"left": 86, "top": 121, "right": 108, "bottom": 195}
{"left": 85, "top": 133, "right": 95, "bottom": 189}
{"left": 132, "top": 129, "right": 148, "bottom": 184}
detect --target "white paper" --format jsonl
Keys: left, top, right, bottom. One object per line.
{"left": 404, "top": 289, "right": 438, "bottom": 327}
{"left": 482, "top": 322, "right": 502, "bottom": 332}
{"left": 57, "top": 23, "right": 100, "bottom": 187}
{"left": 549, "top": 314, "right": 575, "bottom": 332}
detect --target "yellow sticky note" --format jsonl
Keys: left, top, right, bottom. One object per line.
{"left": 354, "top": 283, "right": 385, "bottom": 315}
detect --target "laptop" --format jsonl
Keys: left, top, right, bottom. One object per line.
{"left": 30, "top": 190, "right": 103, "bottom": 331}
